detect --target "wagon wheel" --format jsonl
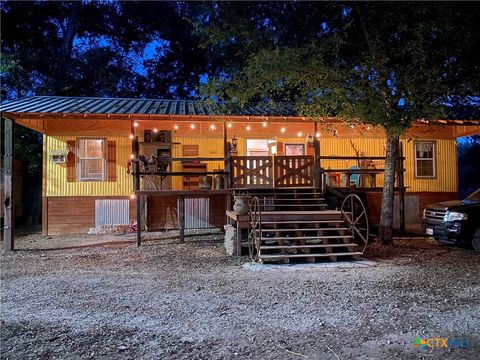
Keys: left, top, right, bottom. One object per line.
{"left": 340, "top": 194, "right": 369, "bottom": 253}
{"left": 248, "top": 196, "right": 262, "bottom": 261}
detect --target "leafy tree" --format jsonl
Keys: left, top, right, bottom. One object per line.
{"left": 198, "top": 2, "right": 480, "bottom": 244}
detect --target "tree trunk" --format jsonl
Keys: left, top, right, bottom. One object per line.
{"left": 54, "top": 2, "right": 80, "bottom": 95}
{"left": 378, "top": 134, "right": 399, "bottom": 245}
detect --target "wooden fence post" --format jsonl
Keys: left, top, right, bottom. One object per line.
{"left": 2, "top": 118, "right": 14, "bottom": 251}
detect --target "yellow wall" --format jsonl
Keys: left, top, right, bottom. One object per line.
{"left": 170, "top": 135, "right": 225, "bottom": 189}
{"left": 45, "top": 133, "right": 457, "bottom": 195}
{"left": 46, "top": 135, "right": 133, "bottom": 196}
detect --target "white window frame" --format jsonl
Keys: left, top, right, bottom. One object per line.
{"left": 414, "top": 141, "right": 436, "bottom": 178}
{"left": 77, "top": 138, "right": 106, "bottom": 181}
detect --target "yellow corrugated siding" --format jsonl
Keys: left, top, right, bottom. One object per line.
{"left": 46, "top": 134, "right": 457, "bottom": 194}
{"left": 46, "top": 136, "right": 132, "bottom": 196}
{"left": 403, "top": 139, "right": 457, "bottom": 192}
{"left": 317, "top": 138, "right": 457, "bottom": 192}
{"left": 171, "top": 135, "right": 225, "bottom": 189}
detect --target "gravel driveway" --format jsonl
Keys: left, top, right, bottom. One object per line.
{"left": 1, "top": 233, "right": 479, "bottom": 359}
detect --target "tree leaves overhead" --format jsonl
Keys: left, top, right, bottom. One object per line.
{"left": 0, "top": 1, "right": 210, "bottom": 99}
{"left": 198, "top": 1, "right": 480, "bottom": 135}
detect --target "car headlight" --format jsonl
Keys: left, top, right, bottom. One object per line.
{"left": 444, "top": 211, "right": 468, "bottom": 222}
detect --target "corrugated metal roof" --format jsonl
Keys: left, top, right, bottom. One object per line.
{"left": 0, "top": 96, "right": 297, "bottom": 117}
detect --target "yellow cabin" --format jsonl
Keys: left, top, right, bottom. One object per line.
{"left": 2, "top": 96, "right": 479, "bottom": 238}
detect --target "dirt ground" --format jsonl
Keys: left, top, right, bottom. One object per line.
{"left": 1, "top": 232, "right": 479, "bottom": 359}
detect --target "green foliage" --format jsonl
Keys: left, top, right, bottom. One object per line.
{"left": 199, "top": 2, "right": 479, "bottom": 136}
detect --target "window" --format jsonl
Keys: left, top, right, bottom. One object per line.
{"left": 77, "top": 139, "right": 106, "bottom": 180}
{"left": 414, "top": 141, "right": 436, "bottom": 178}
{"left": 285, "top": 143, "right": 305, "bottom": 156}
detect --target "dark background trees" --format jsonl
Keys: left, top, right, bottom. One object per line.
{"left": 1, "top": 1, "right": 479, "bottom": 236}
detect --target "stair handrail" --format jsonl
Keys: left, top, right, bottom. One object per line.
{"left": 248, "top": 196, "right": 262, "bottom": 261}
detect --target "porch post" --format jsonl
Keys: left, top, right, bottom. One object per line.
{"left": 132, "top": 134, "right": 141, "bottom": 246}
{"left": 398, "top": 142, "right": 405, "bottom": 235}
{"left": 223, "top": 121, "right": 232, "bottom": 209}
{"left": 313, "top": 122, "right": 321, "bottom": 190}
{"left": 2, "top": 117, "right": 14, "bottom": 251}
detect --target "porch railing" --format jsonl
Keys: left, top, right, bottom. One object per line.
{"left": 231, "top": 155, "right": 314, "bottom": 189}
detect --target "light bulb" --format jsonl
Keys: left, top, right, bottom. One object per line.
{"left": 190, "top": 124, "right": 195, "bottom": 129}
{"left": 174, "top": 124, "right": 179, "bottom": 130}
{"left": 281, "top": 127, "right": 286, "bottom": 133}
{"left": 246, "top": 125, "right": 251, "bottom": 131}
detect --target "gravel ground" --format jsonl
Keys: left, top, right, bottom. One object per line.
{"left": 1, "top": 232, "right": 479, "bottom": 359}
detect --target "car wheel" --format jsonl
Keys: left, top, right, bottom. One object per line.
{"left": 473, "top": 228, "right": 480, "bottom": 253}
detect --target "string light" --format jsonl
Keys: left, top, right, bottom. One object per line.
{"left": 297, "top": 131, "right": 303, "bottom": 137}
{"left": 130, "top": 154, "right": 135, "bottom": 159}
{"left": 190, "top": 124, "right": 195, "bottom": 129}
{"left": 246, "top": 125, "right": 251, "bottom": 130}
{"left": 262, "top": 122, "right": 267, "bottom": 128}
{"left": 227, "top": 123, "right": 233, "bottom": 128}
{"left": 133, "top": 122, "right": 139, "bottom": 127}
{"left": 210, "top": 124, "right": 216, "bottom": 130}
{"left": 315, "top": 132, "right": 321, "bottom": 138}
{"left": 153, "top": 128, "right": 158, "bottom": 133}
{"left": 173, "top": 124, "right": 179, "bottom": 130}
{"left": 281, "top": 127, "right": 286, "bottom": 133}
{"left": 129, "top": 134, "right": 134, "bottom": 139}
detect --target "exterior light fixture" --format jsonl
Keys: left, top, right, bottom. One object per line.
{"left": 231, "top": 135, "right": 238, "bottom": 152}
{"left": 133, "top": 122, "right": 139, "bottom": 127}
{"left": 262, "top": 122, "right": 267, "bottom": 128}
{"left": 297, "top": 131, "right": 303, "bottom": 137}
{"left": 173, "top": 124, "right": 179, "bottom": 130}
{"left": 315, "top": 132, "right": 321, "bottom": 138}
{"left": 210, "top": 124, "right": 216, "bottom": 130}
{"left": 227, "top": 123, "right": 233, "bottom": 128}
{"left": 306, "top": 134, "right": 314, "bottom": 146}
{"left": 246, "top": 125, "right": 251, "bottom": 131}
{"left": 281, "top": 127, "right": 286, "bottom": 133}
{"left": 190, "top": 124, "right": 195, "bottom": 129}
{"left": 130, "top": 154, "right": 135, "bottom": 159}
{"left": 129, "top": 134, "right": 134, "bottom": 139}
{"left": 153, "top": 128, "right": 158, "bottom": 133}
{"left": 130, "top": 193, "right": 136, "bottom": 199}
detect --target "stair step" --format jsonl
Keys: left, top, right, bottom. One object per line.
{"left": 261, "top": 220, "right": 344, "bottom": 225}
{"left": 260, "top": 235, "right": 353, "bottom": 241}
{"left": 257, "top": 227, "right": 350, "bottom": 232}
{"left": 258, "top": 198, "right": 326, "bottom": 201}
{"left": 259, "top": 252, "right": 363, "bottom": 259}
{"left": 258, "top": 204, "right": 328, "bottom": 207}
{"left": 259, "top": 243, "right": 358, "bottom": 249}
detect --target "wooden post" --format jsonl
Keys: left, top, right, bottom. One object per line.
{"left": 223, "top": 121, "right": 232, "bottom": 210}
{"left": 178, "top": 195, "right": 185, "bottom": 243}
{"left": 132, "top": 136, "right": 142, "bottom": 246}
{"left": 313, "top": 122, "right": 321, "bottom": 190}
{"left": 3, "top": 118, "right": 14, "bottom": 251}
{"left": 398, "top": 142, "right": 406, "bottom": 235}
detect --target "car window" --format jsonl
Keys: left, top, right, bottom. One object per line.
{"left": 466, "top": 188, "right": 480, "bottom": 200}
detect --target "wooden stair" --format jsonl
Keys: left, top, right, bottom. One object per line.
{"left": 244, "top": 189, "right": 364, "bottom": 263}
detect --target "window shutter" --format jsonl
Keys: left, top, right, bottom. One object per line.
{"left": 107, "top": 140, "right": 117, "bottom": 182}
{"left": 66, "top": 140, "right": 76, "bottom": 182}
